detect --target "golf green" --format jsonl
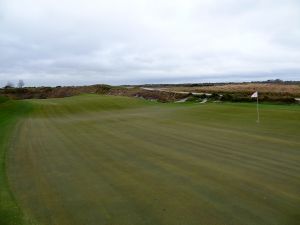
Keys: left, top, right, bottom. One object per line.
{"left": 3, "top": 94, "right": 300, "bottom": 225}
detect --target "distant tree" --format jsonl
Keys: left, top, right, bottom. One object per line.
{"left": 4, "top": 81, "right": 14, "bottom": 89}
{"left": 274, "top": 79, "right": 283, "bottom": 83}
{"left": 18, "top": 79, "right": 25, "bottom": 88}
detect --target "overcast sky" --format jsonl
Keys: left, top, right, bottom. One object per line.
{"left": 1, "top": 0, "right": 300, "bottom": 86}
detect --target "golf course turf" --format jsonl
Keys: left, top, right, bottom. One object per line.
{"left": 1, "top": 94, "right": 300, "bottom": 224}
{"left": 0, "top": 98, "right": 32, "bottom": 225}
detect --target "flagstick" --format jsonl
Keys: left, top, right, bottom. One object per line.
{"left": 256, "top": 92, "right": 260, "bottom": 123}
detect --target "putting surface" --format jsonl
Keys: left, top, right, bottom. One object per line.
{"left": 6, "top": 95, "right": 300, "bottom": 225}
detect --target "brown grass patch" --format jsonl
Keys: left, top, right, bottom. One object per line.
{"left": 167, "top": 83, "right": 300, "bottom": 96}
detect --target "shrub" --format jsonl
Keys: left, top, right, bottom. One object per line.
{"left": 96, "top": 85, "right": 112, "bottom": 94}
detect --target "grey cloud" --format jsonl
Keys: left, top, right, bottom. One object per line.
{"left": 0, "top": 0, "right": 300, "bottom": 87}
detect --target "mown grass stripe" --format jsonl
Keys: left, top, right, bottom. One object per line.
{"left": 0, "top": 100, "right": 32, "bottom": 225}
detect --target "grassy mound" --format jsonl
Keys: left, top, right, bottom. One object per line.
{"left": 28, "top": 94, "right": 155, "bottom": 117}
{"left": 0, "top": 96, "right": 9, "bottom": 104}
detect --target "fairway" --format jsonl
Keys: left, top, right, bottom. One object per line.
{"left": 5, "top": 94, "right": 300, "bottom": 225}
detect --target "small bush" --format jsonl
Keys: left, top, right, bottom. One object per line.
{"left": 186, "top": 96, "right": 200, "bottom": 102}
{"left": 96, "top": 85, "right": 112, "bottom": 94}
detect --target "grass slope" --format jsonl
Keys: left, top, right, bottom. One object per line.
{"left": 0, "top": 99, "right": 32, "bottom": 225}
{"left": 5, "top": 94, "right": 300, "bottom": 225}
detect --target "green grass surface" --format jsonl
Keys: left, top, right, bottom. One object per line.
{"left": 3, "top": 94, "right": 300, "bottom": 225}
{"left": 0, "top": 99, "right": 32, "bottom": 225}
